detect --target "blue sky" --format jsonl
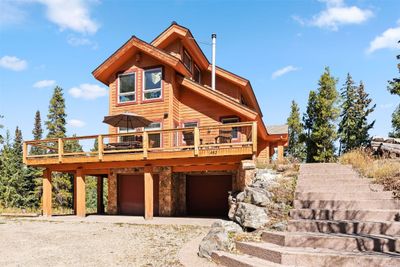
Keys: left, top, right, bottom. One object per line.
{"left": 0, "top": 0, "right": 399, "bottom": 142}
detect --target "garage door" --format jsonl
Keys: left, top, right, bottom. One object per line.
{"left": 186, "top": 174, "right": 232, "bottom": 217}
{"left": 118, "top": 174, "right": 159, "bottom": 216}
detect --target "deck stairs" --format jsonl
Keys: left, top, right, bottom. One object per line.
{"left": 212, "top": 163, "right": 400, "bottom": 267}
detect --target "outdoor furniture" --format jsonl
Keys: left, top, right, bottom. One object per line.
{"left": 215, "top": 128, "right": 233, "bottom": 144}
{"left": 105, "top": 141, "right": 142, "bottom": 151}
{"left": 183, "top": 131, "right": 194, "bottom": 146}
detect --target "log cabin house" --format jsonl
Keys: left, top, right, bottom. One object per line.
{"left": 23, "top": 22, "right": 288, "bottom": 219}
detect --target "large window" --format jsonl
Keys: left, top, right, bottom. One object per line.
{"left": 183, "top": 50, "right": 192, "bottom": 71}
{"left": 118, "top": 73, "right": 135, "bottom": 103}
{"left": 193, "top": 64, "right": 201, "bottom": 83}
{"left": 143, "top": 68, "right": 162, "bottom": 100}
{"left": 221, "top": 117, "right": 239, "bottom": 139}
{"left": 182, "top": 121, "right": 198, "bottom": 146}
{"left": 145, "top": 122, "right": 162, "bottom": 148}
{"left": 118, "top": 127, "right": 137, "bottom": 142}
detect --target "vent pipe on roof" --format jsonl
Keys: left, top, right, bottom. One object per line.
{"left": 211, "top": 33, "right": 216, "bottom": 90}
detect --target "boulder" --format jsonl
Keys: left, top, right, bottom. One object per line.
{"left": 198, "top": 220, "right": 243, "bottom": 259}
{"left": 245, "top": 187, "right": 271, "bottom": 207}
{"left": 234, "top": 202, "right": 269, "bottom": 229}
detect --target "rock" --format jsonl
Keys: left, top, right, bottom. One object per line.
{"left": 228, "top": 202, "right": 237, "bottom": 220}
{"left": 198, "top": 220, "right": 243, "bottom": 259}
{"left": 271, "top": 221, "right": 287, "bottom": 231}
{"left": 236, "top": 191, "right": 246, "bottom": 203}
{"left": 245, "top": 187, "right": 271, "bottom": 207}
{"left": 234, "top": 202, "right": 269, "bottom": 229}
{"left": 241, "top": 160, "right": 256, "bottom": 170}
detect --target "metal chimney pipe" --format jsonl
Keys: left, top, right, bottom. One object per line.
{"left": 211, "top": 33, "right": 216, "bottom": 90}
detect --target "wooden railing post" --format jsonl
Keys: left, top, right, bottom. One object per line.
{"left": 252, "top": 121, "right": 257, "bottom": 154}
{"left": 23, "top": 142, "right": 27, "bottom": 164}
{"left": 98, "top": 135, "right": 103, "bottom": 161}
{"left": 194, "top": 127, "right": 200, "bottom": 156}
{"left": 58, "top": 138, "right": 64, "bottom": 163}
{"left": 143, "top": 132, "right": 149, "bottom": 159}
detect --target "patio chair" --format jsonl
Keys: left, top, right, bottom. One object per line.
{"left": 183, "top": 131, "right": 194, "bottom": 146}
{"left": 215, "top": 128, "right": 233, "bottom": 144}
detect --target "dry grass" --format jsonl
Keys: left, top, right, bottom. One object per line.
{"left": 340, "top": 149, "right": 400, "bottom": 198}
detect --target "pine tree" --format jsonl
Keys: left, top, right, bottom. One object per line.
{"left": 303, "top": 91, "right": 318, "bottom": 162}
{"left": 354, "top": 81, "right": 375, "bottom": 146}
{"left": 287, "top": 100, "right": 305, "bottom": 161}
{"left": 388, "top": 42, "right": 400, "bottom": 137}
{"left": 31, "top": 111, "right": 44, "bottom": 155}
{"left": 305, "top": 67, "right": 339, "bottom": 162}
{"left": 338, "top": 73, "right": 358, "bottom": 154}
{"left": 46, "top": 86, "right": 66, "bottom": 139}
{"left": 0, "top": 114, "right": 3, "bottom": 144}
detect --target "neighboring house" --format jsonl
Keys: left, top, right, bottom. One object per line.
{"left": 23, "top": 22, "right": 288, "bottom": 219}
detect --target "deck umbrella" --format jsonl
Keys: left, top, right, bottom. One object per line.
{"left": 102, "top": 112, "right": 152, "bottom": 132}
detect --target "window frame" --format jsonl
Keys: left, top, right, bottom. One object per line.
{"left": 144, "top": 121, "right": 163, "bottom": 148}
{"left": 117, "top": 72, "right": 136, "bottom": 104}
{"left": 181, "top": 120, "right": 199, "bottom": 145}
{"left": 183, "top": 49, "right": 192, "bottom": 72}
{"left": 142, "top": 67, "right": 163, "bottom": 101}
{"left": 193, "top": 64, "right": 201, "bottom": 84}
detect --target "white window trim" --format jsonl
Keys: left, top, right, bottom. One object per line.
{"left": 194, "top": 64, "right": 201, "bottom": 83}
{"left": 142, "top": 68, "right": 163, "bottom": 101}
{"left": 183, "top": 50, "right": 192, "bottom": 72}
{"left": 117, "top": 72, "right": 136, "bottom": 104}
{"left": 117, "top": 127, "right": 137, "bottom": 142}
{"left": 144, "top": 122, "right": 163, "bottom": 148}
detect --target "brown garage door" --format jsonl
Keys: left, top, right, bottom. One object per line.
{"left": 186, "top": 174, "right": 232, "bottom": 217}
{"left": 118, "top": 174, "right": 159, "bottom": 216}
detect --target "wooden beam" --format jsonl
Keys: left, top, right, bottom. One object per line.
{"left": 42, "top": 168, "right": 52, "bottom": 216}
{"left": 144, "top": 166, "right": 153, "bottom": 220}
{"left": 143, "top": 132, "right": 149, "bottom": 159}
{"left": 58, "top": 138, "right": 63, "bottom": 163}
{"left": 75, "top": 168, "right": 86, "bottom": 217}
{"left": 277, "top": 144, "right": 284, "bottom": 163}
{"left": 97, "top": 176, "right": 104, "bottom": 214}
{"left": 172, "top": 164, "right": 238, "bottom": 172}
{"left": 98, "top": 135, "right": 104, "bottom": 161}
{"left": 252, "top": 121, "right": 257, "bottom": 154}
{"left": 194, "top": 127, "right": 200, "bottom": 156}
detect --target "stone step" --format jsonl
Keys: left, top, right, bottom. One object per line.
{"left": 296, "top": 179, "right": 371, "bottom": 186}
{"left": 295, "top": 192, "right": 394, "bottom": 201}
{"left": 290, "top": 209, "right": 400, "bottom": 221}
{"left": 235, "top": 241, "right": 400, "bottom": 267}
{"left": 211, "top": 250, "right": 292, "bottom": 267}
{"left": 294, "top": 199, "right": 400, "bottom": 210}
{"left": 261, "top": 231, "right": 400, "bottom": 253}
{"left": 298, "top": 174, "right": 360, "bottom": 179}
{"left": 296, "top": 184, "right": 384, "bottom": 192}
{"left": 288, "top": 219, "right": 400, "bottom": 236}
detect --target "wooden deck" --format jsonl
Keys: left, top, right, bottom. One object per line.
{"left": 23, "top": 122, "right": 257, "bottom": 167}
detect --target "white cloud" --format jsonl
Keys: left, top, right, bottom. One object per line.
{"left": 294, "top": 0, "right": 373, "bottom": 31}
{"left": 69, "top": 83, "right": 107, "bottom": 100}
{"left": 0, "top": 0, "right": 27, "bottom": 26}
{"left": 67, "top": 35, "right": 98, "bottom": 49}
{"left": 379, "top": 103, "right": 395, "bottom": 109}
{"left": 68, "top": 119, "right": 86, "bottom": 128}
{"left": 367, "top": 21, "right": 400, "bottom": 54}
{"left": 271, "top": 65, "right": 300, "bottom": 79}
{"left": 0, "top": 56, "right": 27, "bottom": 71}
{"left": 33, "top": 79, "right": 56, "bottom": 88}
{"left": 37, "top": 0, "right": 99, "bottom": 34}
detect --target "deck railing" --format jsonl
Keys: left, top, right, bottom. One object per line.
{"left": 23, "top": 121, "right": 257, "bottom": 165}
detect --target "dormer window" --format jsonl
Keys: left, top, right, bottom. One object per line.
{"left": 118, "top": 73, "right": 136, "bottom": 103}
{"left": 143, "top": 67, "right": 162, "bottom": 100}
{"left": 193, "top": 64, "right": 201, "bottom": 83}
{"left": 183, "top": 49, "right": 192, "bottom": 71}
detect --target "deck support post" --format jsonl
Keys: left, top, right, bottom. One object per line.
{"left": 75, "top": 168, "right": 86, "bottom": 217}
{"left": 42, "top": 168, "right": 52, "bottom": 216}
{"left": 97, "top": 176, "right": 104, "bottom": 214}
{"left": 252, "top": 121, "right": 257, "bottom": 154}
{"left": 144, "top": 166, "right": 154, "bottom": 220}
{"left": 277, "top": 143, "right": 284, "bottom": 162}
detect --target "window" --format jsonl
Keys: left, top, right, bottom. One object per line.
{"left": 145, "top": 122, "right": 162, "bottom": 148}
{"left": 183, "top": 121, "right": 198, "bottom": 128}
{"left": 143, "top": 68, "right": 162, "bottom": 100}
{"left": 183, "top": 50, "right": 192, "bottom": 71}
{"left": 193, "top": 64, "right": 201, "bottom": 83}
{"left": 118, "top": 127, "right": 137, "bottom": 142}
{"left": 182, "top": 121, "right": 198, "bottom": 146}
{"left": 221, "top": 117, "right": 239, "bottom": 139}
{"left": 118, "top": 73, "right": 135, "bottom": 103}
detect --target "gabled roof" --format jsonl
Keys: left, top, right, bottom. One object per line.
{"left": 92, "top": 36, "right": 191, "bottom": 85}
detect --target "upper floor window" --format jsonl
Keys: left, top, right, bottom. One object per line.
{"left": 118, "top": 73, "right": 136, "bottom": 103}
{"left": 193, "top": 64, "right": 201, "bottom": 83}
{"left": 183, "top": 50, "right": 192, "bottom": 71}
{"left": 143, "top": 68, "right": 162, "bottom": 100}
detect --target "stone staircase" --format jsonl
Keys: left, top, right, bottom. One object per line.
{"left": 212, "top": 163, "right": 400, "bottom": 267}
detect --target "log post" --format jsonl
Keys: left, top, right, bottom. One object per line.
{"left": 143, "top": 132, "right": 149, "bottom": 159}
{"left": 144, "top": 166, "right": 154, "bottom": 220}
{"left": 194, "top": 127, "right": 200, "bottom": 156}
{"left": 75, "top": 168, "right": 86, "bottom": 217}
{"left": 98, "top": 135, "right": 103, "bottom": 161}
{"left": 42, "top": 168, "right": 52, "bottom": 216}
{"left": 252, "top": 121, "right": 257, "bottom": 154}
{"left": 97, "top": 176, "right": 104, "bottom": 214}
{"left": 58, "top": 138, "right": 64, "bottom": 163}
{"left": 22, "top": 142, "right": 28, "bottom": 164}
{"left": 277, "top": 143, "right": 284, "bottom": 162}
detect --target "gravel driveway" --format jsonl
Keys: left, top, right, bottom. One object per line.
{"left": 0, "top": 218, "right": 209, "bottom": 266}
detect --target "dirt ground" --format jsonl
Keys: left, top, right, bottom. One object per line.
{"left": 0, "top": 218, "right": 210, "bottom": 266}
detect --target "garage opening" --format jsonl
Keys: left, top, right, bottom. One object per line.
{"left": 118, "top": 174, "right": 159, "bottom": 216}
{"left": 186, "top": 174, "right": 232, "bottom": 217}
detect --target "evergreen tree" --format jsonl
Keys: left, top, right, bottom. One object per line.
{"left": 303, "top": 91, "right": 318, "bottom": 162}
{"left": 388, "top": 42, "right": 400, "bottom": 137}
{"left": 305, "top": 67, "right": 339, "bottom": 162}
{"left": 46, "top": 86, "right": 66, "bottom": 139}
{"left": 287, "top": 100, "right": 305, "bottom": 161}
{"left": 338, "top": 74, "right": 358, "bottom": 154}
{"left": 354, "top": 81, "right": 375, "bottom": 146}
{"left": 0, "top": 114, "right": 3, "bottom": 144}
{"left": 31, "top": 110, "right": 44, "bottom": 155}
